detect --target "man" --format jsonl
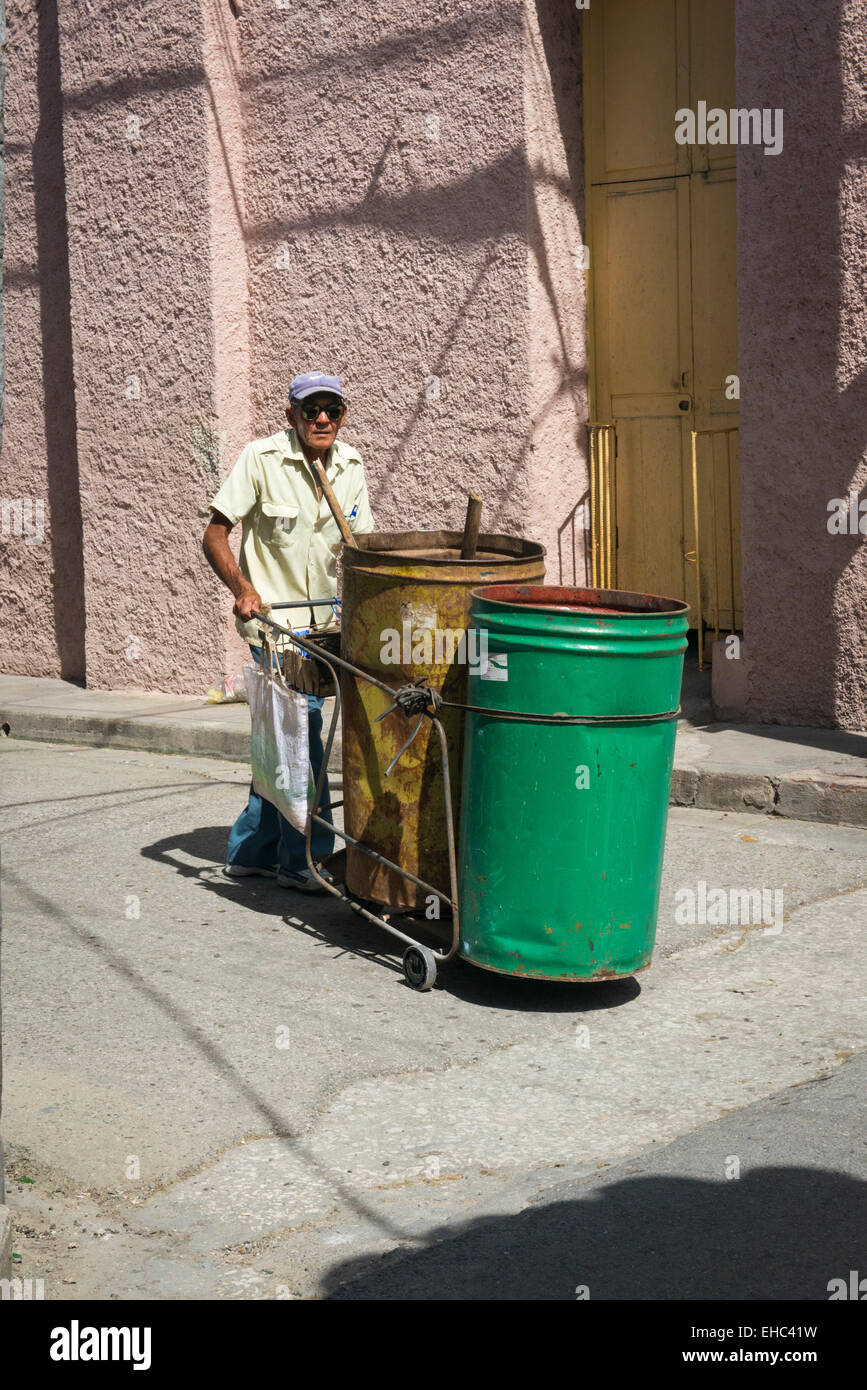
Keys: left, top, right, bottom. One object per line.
{"left": 203, "top": 371, "right": 374, "bottom": 889}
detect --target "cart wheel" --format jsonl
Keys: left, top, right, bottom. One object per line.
{"left": 403, "top": 945, "right": 437, "bottom": 992}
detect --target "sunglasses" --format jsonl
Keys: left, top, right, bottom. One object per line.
{"left": 297, "top": 400, "right": 344, "bottom": 422}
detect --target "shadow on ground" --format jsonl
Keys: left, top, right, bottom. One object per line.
{"left": 324, "top": 1165, "right": 865, "bottom": 1300}
{"left": 702, "top": 723, "right": 867, "bottom": 759}
{"left": 141, "top": 826, "right": 640, "bottom": 1012}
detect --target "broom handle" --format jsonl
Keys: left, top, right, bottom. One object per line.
{"left": 311, "top": 456, "right": 358, "bottom": 548}
{"left": 460, "top": 493, "right": 483, "bottom": 560}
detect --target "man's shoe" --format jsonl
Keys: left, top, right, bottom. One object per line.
{"left": 224, "top": 863, "right": 277, "bottom": 879}
{"left": 276, "top": 866, "right": 334, "bottom": 893}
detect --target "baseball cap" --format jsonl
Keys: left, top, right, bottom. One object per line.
{"left": 288, "top": 371, "right": 344, "bottom": 403}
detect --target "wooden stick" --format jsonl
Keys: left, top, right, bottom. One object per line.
{"left": 310, "top": 456, "right": 358, "bottom": 548}
{"left": 460, "top": 493, "right": 483, "bottom": 560}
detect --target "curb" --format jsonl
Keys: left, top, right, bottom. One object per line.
{"left": 671, "top": 765, "right": 867, "bottom": 827}
{"left": 3, "top": 708, "right": 866, "bottom": 829}
{"left": 0, "top": 705, "right": 344, "bottom": 776}
{"left": 1, "top": 709, "right": 252, "bottom": 763}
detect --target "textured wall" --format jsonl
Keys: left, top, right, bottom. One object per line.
{"left": 1, "top": 0, "right": 85, "bottom": 679}
{"left": 219, "top": 0, "right": 586, "bottom": 678}
{"left": 236, "top": 0, "right": 587, "bottom": 589}
{"left": 56, "top": 0, "right": 227, "bottom": 691}
{"left": 524, "top": 1, "right": 588, "bottom": 583}
{"left": 240, "top": 0, "right": 536, "bottom": 546}
{"left": 2, "top": 0, "right": 588, "bottom": 693}
{"left": 738, "top": 0, "right": 867, "bottom": 728}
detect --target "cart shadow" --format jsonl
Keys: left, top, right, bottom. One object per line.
{"left": 141, "top": 827, "right": 642, "bottom": 1010}
{"left": 140, "top": 826, "right": 405, "bottom": 972}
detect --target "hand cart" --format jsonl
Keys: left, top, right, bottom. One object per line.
{"left": 253, "top": 603, "right": 459, "bottom": 992}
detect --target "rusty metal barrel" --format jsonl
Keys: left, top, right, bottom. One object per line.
{"left": 340, "top": 530, "right": 546, "bottom": 910}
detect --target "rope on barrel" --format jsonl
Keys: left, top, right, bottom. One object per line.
{"left": 441, "top": 700, "right": 681, "bottom": 725}
{"left": 374, "top": 682, "right": 432, "bottom": 775}
{"left": 376, "top": 682, "right": 680, "bottom": 727}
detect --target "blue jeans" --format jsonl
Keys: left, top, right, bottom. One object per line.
{"left": 227, "top": 645, "right": 334, "bottom": 874}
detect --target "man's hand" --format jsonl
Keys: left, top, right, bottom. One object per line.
{"left": 204, "top": 515, "right": 263, "bottom": 622}
{"left": 233, "top": 586, "right": 263, "bottom": 622}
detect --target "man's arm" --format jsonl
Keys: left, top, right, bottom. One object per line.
{"left": 203, "top": 511, "right": 262, "bottom": 622}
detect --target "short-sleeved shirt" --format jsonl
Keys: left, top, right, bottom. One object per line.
{"left": 209, "top": 427, "right": 374, "bottom": 644}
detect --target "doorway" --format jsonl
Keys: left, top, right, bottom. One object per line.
{"left": 584, "top": 0, "right": 741, "bottom": 632}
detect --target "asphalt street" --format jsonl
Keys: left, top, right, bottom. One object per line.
{"left": 1, "top": 738, "right": 865, "bottom": 1300}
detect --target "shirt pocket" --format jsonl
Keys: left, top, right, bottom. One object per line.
{"left": 260, "top": 502, "right": 300, "bottom": 546}
{"left": 317, "top": 499, "right": 357, "bottom": 547}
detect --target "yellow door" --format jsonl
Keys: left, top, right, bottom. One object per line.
{"left": 585, "top": 0, "right": 742, "bottom": 629}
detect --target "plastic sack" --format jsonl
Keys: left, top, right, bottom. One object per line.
{"left": 243, "top": 662, "right": 311, "bottom": 832}
{"left": 206, "top": 672, "right": 249, "bottom": 703}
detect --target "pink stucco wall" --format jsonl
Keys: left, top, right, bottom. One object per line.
{"left": 524, "top": 1, "right": 588, "bottom": 583}
{"left": 1, "top": 0, "right": 588, "bottom": 694}
{"left": 2, "top": 0, "right": 86, "bottom": 680}
{"left": 202, "top": 0, "right": 254, "bottom": 679}
{"left": 239, "top": 0, "right": 586, "bottom": 568}
{"left": 54, "top": 0, "right": 234, "bottom": 692}
{"left": 241, "top": 0, "right": 527, "bottom": 534}
{"left": 738, "top": 0, "right": 867, "bottom": 728}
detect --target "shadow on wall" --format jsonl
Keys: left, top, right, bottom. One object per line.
{"left": 323, "top": 1165, "right": 865, "bottom": 1300}
{"left": 558, "top": 491, "right": 592, "bottom": 587}
{"left": 826, "top": 2, "right": 867, "bottom": 728}
{"left": 34, "top": 0, "right": 86, "bottom": 679}
{"left": 238, "top": 2, "right": 588, "bottom": 562}
{"left": 246, "top": 146, "right": 533, "bottom": 525}
{"left": 241, "top": 15, "right": 531, "bottom": 506}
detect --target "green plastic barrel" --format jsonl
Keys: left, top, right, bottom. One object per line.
{"left": 457, "top": 585, "right": 689, "bottom": 981}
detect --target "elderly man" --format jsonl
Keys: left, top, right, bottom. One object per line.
{"left": 203, "top": 371, "right": 374, "bottom": 889}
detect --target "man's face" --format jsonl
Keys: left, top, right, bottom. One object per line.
{"left": 287, "top": 394, "right": 346, "bottom": 454}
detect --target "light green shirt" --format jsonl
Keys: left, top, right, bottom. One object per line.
{"left": 209, "top": 427, "right": 374, "bottom": 644}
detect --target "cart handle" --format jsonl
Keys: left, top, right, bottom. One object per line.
{"left": 266, "top": 598, "right": 339, "bottom": 611}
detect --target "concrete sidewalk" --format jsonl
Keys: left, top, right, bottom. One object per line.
{"left": 1, "top": 673, "right": 865, "bottom": 826}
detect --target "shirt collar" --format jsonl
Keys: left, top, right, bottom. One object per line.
{"left": 276, "top": 428, "right": 351, "bottom": 473}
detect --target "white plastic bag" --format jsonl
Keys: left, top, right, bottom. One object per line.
{"left": 205, "top": 672, "right": 249, "bottom": 703}
{"left": 243, "top": 661, "right": 311, "bottom": 833}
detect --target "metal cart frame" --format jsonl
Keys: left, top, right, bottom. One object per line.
{"left": 252, "top": 604, "right": 459, "bottom": 991}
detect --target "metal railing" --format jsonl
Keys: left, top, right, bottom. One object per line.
{"left": 588, "top": 422, "right": 616, "bottom": 588}
{"left": 687, "top": 426, "right": 741, "bottom": 670}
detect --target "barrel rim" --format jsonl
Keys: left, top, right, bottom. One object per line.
{"left": 344, "top": 530, "right": 546, "bottom": 568}
{"left": 470, "top": 583, "right": 690, "bottom": 617}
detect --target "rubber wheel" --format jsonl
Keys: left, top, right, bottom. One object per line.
{"left": 403, "top": 945, "right": 437, "bottom": 992}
